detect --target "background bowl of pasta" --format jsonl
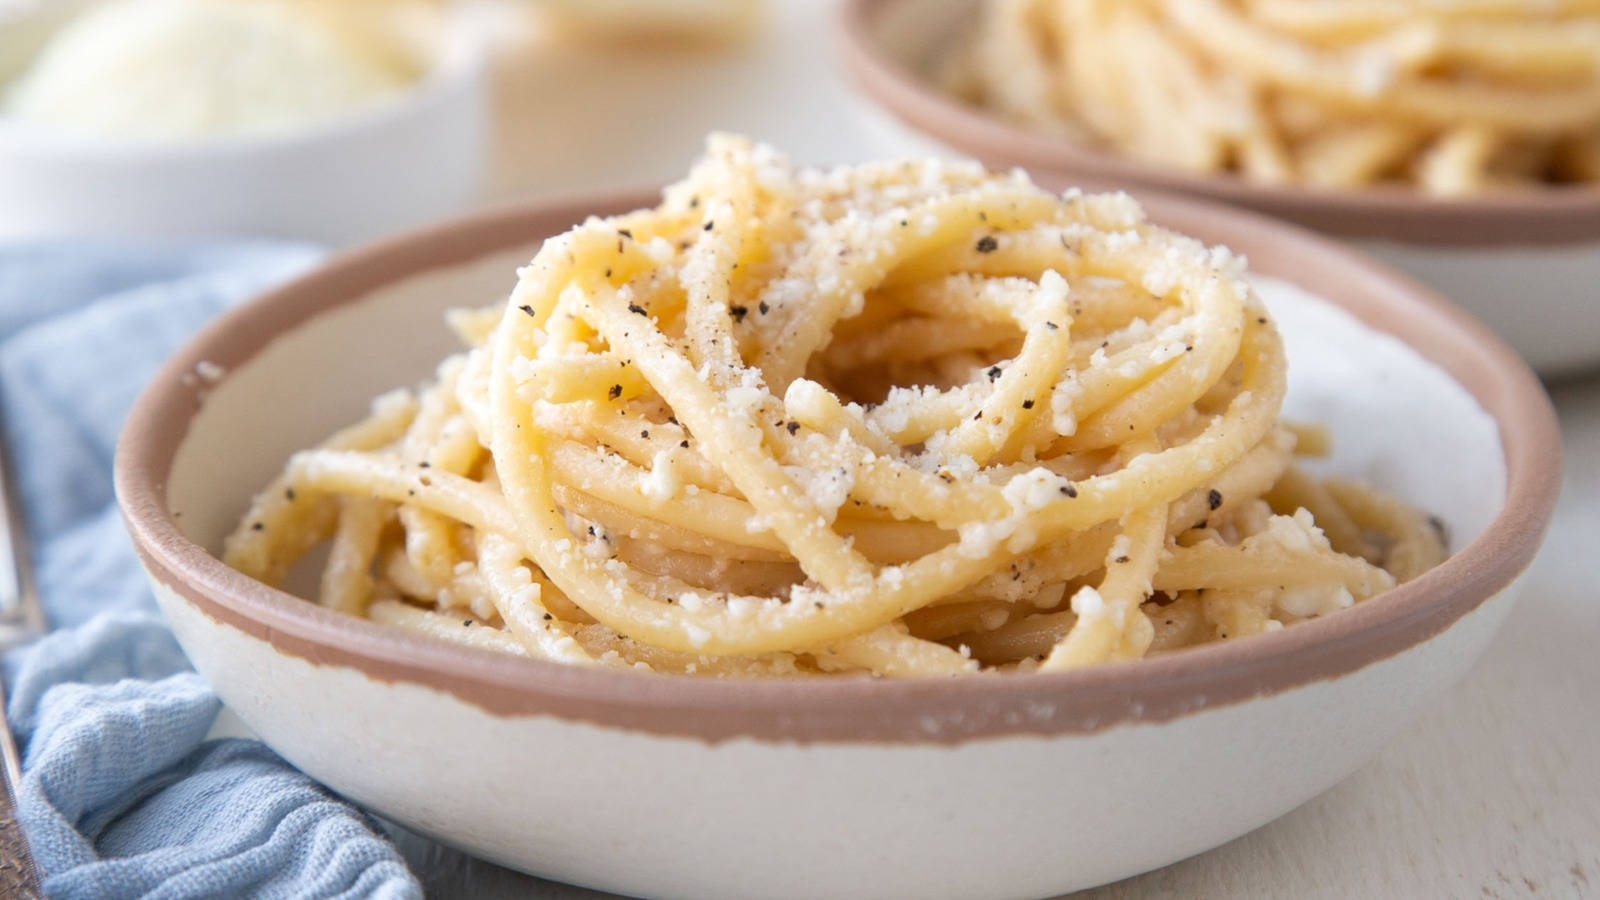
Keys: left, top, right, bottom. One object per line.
{"left": 116, "top": 156, "right": 1558, "bottom": 899}
{"left": 836, "top": 0, "right": 1600, "bottom": 376}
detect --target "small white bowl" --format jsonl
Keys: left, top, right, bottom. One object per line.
{"left": 0, "top": 5, "right": 488, "bottom": 246}
{"left": 116, "top": 190, "right": 1559, "bottom": 899}
{"left": 836, "top": 0, "right": 1600, "bottom": 377}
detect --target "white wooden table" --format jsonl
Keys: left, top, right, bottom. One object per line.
{"left": 404, "top": 2, "right": 1600, "bottom": 895}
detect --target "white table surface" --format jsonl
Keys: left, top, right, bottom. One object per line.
{"left": 402, "top": 2, "right": 1600, "bottom": 896}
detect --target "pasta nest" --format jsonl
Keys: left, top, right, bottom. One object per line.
{"left": 225, "top": 135, "right": 1443, "bottom": 676}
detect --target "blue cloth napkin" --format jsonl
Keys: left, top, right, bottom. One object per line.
{"left": 0, "top": 242, "right": 425, "bottom": 899}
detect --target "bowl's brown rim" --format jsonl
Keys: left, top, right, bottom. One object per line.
{"left": 114, "top": 187, "right": 1560, "bottom": 746}
{"left": 835, "top": 0, "right": 1600, "bottom": 247}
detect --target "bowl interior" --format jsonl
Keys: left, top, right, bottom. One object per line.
{"left": 165, "top": 202, "right": 1503, "bottom": 592}
{"left": 864, "top": 0, "right": 972, "bottom": 74}
{"left": 170, "top": 241, "right": 537, "bottom": 551}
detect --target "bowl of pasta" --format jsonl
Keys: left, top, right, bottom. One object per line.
{"left": 836, "top": 0, "right": 1600, "bottom": 376}
{"left": 115, "top": 137, "right": 1559, "bottom": 900}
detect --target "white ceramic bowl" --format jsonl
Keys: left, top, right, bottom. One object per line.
{"left": 0, "top": 3, "right": 487, "bottom": 246}
{"left": 836, "top": 0, "right": 1600, "bottom": 377}
{"left": 115, "top": 190, "right": 1560, "bottom": 900}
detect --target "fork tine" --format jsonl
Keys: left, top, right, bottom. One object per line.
{"left": 0, "top": 400, "right": 43, "bottom": 635}
{"left": 0, "top": 394, "right": 47, "bottom": 892}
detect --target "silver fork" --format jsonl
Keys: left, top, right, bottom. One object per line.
{"left": 0, "top": 403, "right": 45, "bottom": 897}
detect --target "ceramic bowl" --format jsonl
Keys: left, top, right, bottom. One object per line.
{"left": 0, "top": 2, "right": 487, "bottom": 246}
{"left": 835, "top": 0, "right": 1600, "bottom": 377}
{"left": 115, "top": 189, "right": 1559, "bottom": 900}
